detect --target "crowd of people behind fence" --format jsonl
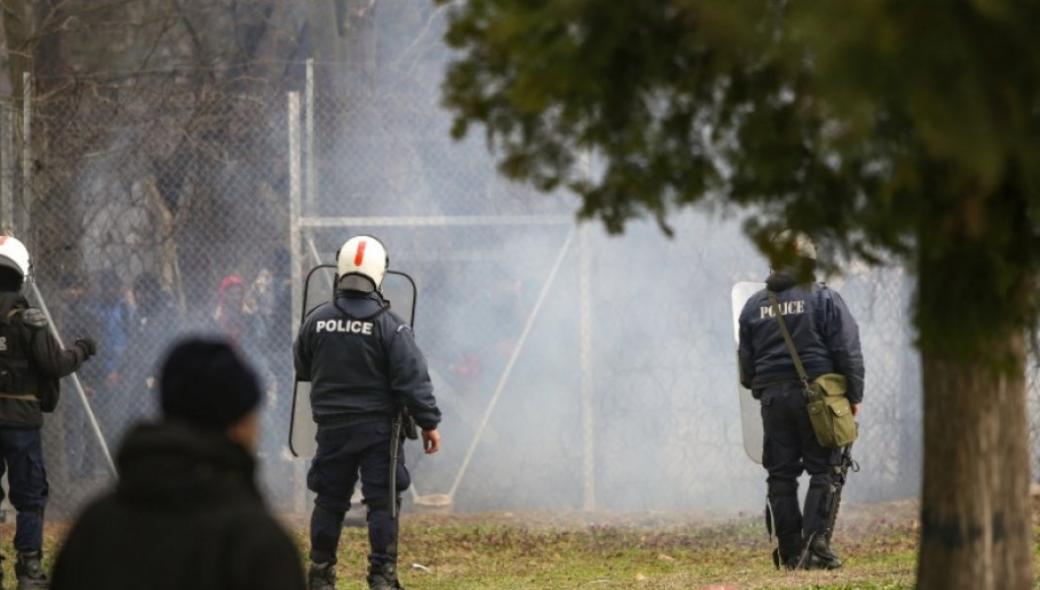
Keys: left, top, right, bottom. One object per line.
{"left": 49, "top": 258, "right": 295, "bottom": 477}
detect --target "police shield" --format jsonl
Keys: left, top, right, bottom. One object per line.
{"left": 289, "top": 267, "right": 417, "bottom": 458}
{"left": 732, "top": 281, "right": 766, "bottom": 464}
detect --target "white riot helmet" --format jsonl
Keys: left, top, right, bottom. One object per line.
{"left": 336, "top": 235, "right": 389, "bottom": 293}
{"left": 0, "top": 236, "right": 31, "bottom": 285}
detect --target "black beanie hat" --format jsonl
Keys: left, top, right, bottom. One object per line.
{"left": 159, "top": 337, "right": 262, "bottom": 430}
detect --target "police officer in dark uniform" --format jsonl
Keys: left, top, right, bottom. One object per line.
{"left": 295, "top": 236, "right": 441, "bottom": 590}
{"left": 0, "top": 236, "right": 96, "bottom": 589}
{"left": 738, "top": 233, "right": 864, "bottom": 570}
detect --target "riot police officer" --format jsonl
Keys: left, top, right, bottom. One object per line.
{"left": 0, "top": 236, "right": 96, "bottom": 589}
{"left": 737, "top": 233, "right": 864, "bottom": 570}
{"left": 295, "top": 236, "right": 441, "bottom": 590}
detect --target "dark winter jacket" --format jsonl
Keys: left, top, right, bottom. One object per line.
{"left": 738, "top": 273, "right": 866, "bottom": 404}
{"left": 51, "top": 421, "right": 306, "bottom": 590}
{"left": 0, "top": 292, "right": 86, "bottom": 428}
{"left": 294, "top": 290, "right": 441, "bottom": 430}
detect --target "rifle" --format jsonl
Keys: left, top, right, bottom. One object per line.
{"left": 824, "top": 443, "right": 858, "bottom": 542}
{"left": 796, "top": 442, "right": 859, "bottom": 568}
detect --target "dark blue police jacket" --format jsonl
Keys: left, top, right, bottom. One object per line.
{"left": 294, "top": 290, "right": 441, "bottom": 430}
{"left": 738, "top": 272, "right": 865, "bottom": 404}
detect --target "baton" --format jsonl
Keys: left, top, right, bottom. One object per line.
{"left": 389, "top": 410, "right": 403, "bottom": 519}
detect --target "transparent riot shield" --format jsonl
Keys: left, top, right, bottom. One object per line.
{"left": 382, "top": 271, "right": 417, "bottom": 328}
{"left": 289, "top": 267, "right": 417, "bottom": 458}
{"left": 732, "top": 281, "right": 766, "bottom": 464}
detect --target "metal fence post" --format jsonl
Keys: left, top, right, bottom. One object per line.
{"left": 304, "top": 59, "right": 316, "bottom": 212}
{"left": 0, "top": 103, "right": 9, "bottom": 521}
{"left": 0, "top": 102, "right": 12, "bottom": 234}
{"left": 579, "top": 224, "right": 596, "bottom": 511}
{"left": 579, "top": 150, "right": 596, "bottom": 511}
{"left": 289, "top": 92, "right": 303, "bottom": 336}
{"left": 287, "top": 91, "right": 305, "bottom": 514}
{"left": 20, "top": 73, "right": 31, "bottom": 237}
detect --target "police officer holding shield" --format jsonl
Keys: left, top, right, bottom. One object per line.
{"left": 295, "top": 236, "right": 441, "bottom": 590}
{"left": 737, "top": 233, "right": 864, "bottom": 570}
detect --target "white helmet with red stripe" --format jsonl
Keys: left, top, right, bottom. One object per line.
{"left": 336, "top": 235, "right": 389, "bottom": 292}
{"left": 0, "top": 235, "right": 31, "bottom": 282}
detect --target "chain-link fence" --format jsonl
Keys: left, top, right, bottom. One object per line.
{"left": 2, "top": 75, "right": 296, "bottom": 514}
{"left": 0, "top": 64, "right": 1035, "bottom": 523}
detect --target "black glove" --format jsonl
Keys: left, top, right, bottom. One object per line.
{"left": 74, "top": 338, "right": 98, "bottom": 360}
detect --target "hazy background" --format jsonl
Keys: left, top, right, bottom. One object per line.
{"left": 286, "top": 3, "right": 925, "bottom": 515}
{"left": 0, "top": 0, "right": 1008, "bottom": 520}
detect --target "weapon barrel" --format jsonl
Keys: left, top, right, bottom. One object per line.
{"left": 824, "top": 444, "right": 855, "bottom": 541}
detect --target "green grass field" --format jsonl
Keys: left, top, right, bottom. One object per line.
{"left": 18, "top": 498, "right": 1035, "bottom": 589}
{"left": 283, "top": 502, "right": 920, "bottom": 590}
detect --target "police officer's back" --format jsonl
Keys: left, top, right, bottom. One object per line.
{"left": 737, "top": 234, "right": 864, "bottom": 570}
{"left": 295, "top": 236, "right": 441, "bottom": 590}
{"left": 0, "top": 236, "right": 96, "bottom": 589}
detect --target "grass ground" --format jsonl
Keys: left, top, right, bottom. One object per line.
{"left": 14, "top": 498, "right": 1031, "bottom": 589}
{"left": 282, "top": 502, "right": 920, "bottom": 590}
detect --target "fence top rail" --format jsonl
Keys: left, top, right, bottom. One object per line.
{"left": 299, "top": 214, "right": 574, "bottom": 227}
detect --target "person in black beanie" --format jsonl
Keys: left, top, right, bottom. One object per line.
{"left": 51, "top": 337, "right": 306, "bottom": 590}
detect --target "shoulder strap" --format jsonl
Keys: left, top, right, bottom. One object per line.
{"left": 767, "top": 290, "right": 809, "bottom": 384}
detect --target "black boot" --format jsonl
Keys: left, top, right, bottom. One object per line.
{"left": 802, "top": 535, "right": 842, "bottom": 570}
{"left": 766, "top": 481, "right": 802, "bottom": 570}
{"left": 307, "top": 561, "right": 336, "bottom": 590}
{"left": 367, "top": 562, "right": 405, "bottom": 590}
{"left": 802, "top": 480, "right": 831, "bottom": 539}
{"left": 772, "top": 547, "right": 803, "bottom": 571}
{"left": 15, "top": 551, "right": 48, "bottom": 590}
{"left": 777, "top": 532, "right": 804, "bottom": 570}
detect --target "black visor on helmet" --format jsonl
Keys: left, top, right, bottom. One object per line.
{"left": 338, "top": 273, "right": 377, "bottom": 293}
{"left": 0, "top": 255, "right": 24, "bottom": 278}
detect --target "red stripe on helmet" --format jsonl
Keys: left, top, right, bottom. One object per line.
{"left": 354, "top": 240, "right": 367, "bottom": 267}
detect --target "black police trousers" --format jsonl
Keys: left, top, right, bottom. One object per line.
{"left": 0, "top": 428, "right": 48, "bottom": 552}
{"left": 308, "top": 419, "right": 410, "bottom": 567}
{"left": 760, "top": 382, "right": 841, "bottom": 556}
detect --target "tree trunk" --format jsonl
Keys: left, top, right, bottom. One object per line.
{"left": 917, "top": 331, "right": 1033, "bottom": 588}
